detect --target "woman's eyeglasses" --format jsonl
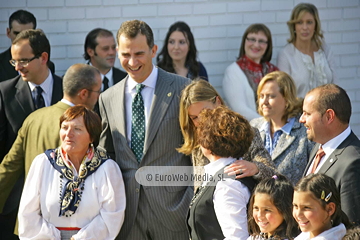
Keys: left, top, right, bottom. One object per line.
{"left": 246, "top": 38, "right": 268, "bottom": 46}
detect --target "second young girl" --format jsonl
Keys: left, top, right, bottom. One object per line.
{"left": 293, "top": 173, "right": 351, "bottom": 240}
{"left": 248, "top": 174, "right": 299, "bottom": 240}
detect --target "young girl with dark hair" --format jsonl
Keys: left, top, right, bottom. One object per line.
{"left": 248, "top": 174, "right": 299, "bottom": 240}
{"left": 293, "top": 173, "right": 351, "bottom": 240}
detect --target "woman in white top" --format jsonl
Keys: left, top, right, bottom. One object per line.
{"left": 223, "top": 24, "right": 279, "bottom": 121}
{"left": 18, "top": 106, "right": 126, "bottom": 240}
{"left": 277, "top": 3, "right": 336, "bottom": 98}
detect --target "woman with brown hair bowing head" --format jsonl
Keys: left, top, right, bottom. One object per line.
{"left": 157, "top": 21, "right": 208, "bottom": 81}
{"left": 223, "top": 23, "right": 278, "bottom": 121}
{"left": 179, "top": 79, "right": 276, "bottom": 189}
{"left": 277, "top": 3, "right": 336, "bottom": 98}
{"left": 188, "top": 106, "right": 256, "bottom": 239}
{"left": 18, "top": 106, "right": 126, "bottom": 240}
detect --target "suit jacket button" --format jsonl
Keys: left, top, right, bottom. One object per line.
{"left": 135, "top": 188, "right": 140, "bottom": 193}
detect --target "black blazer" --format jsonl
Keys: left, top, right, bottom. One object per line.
{"left": 0, "top": 73, "right": 62, "bottom": 214}
{"left": 0, "top": 74, "right": 63, "bottom": 160}
{"left": 0, "top": 47, "right": 55, "bottom": 82}
{"left": 113, "top": 66, "right": 127, "bottom": 85}
{"left": 304, "top": 131, "right": 360, "bottom": 226}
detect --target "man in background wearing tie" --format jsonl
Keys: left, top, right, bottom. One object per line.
{"left": 84, "top": 28, "right": 127, "bottom": 92}
{"left": 300, "top": 83, "right": 360, "bottom": 226}
{"left": 0, "top": 29, "right": 62, "bottom": 239}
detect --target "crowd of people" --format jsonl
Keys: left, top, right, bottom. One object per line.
{"left": 0, "top": 2, "right": 359, "bottom": 240}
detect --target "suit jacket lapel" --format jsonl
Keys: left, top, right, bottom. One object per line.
{"left": 15, "top": 77, "right": 35, "bottom": 113}
{"left": 272, "top": 120, "right": 301, "bottom": 160}
{"left": 51, "top": 74, "right": 63, "bottom": 104}
{"left": 143, "top": 69, "right": 174, "bottom": 155}
{"left": 318, "top": 131, "right": 357, "bottom": 174}
{"left": 303, "top": 143, "right": 318, "bottom": 176}
{"left": 115, "top": 78, "right": 137, "bottom": 160}
{"left": 272, "top": 133, "right": 296, "bottom": 160}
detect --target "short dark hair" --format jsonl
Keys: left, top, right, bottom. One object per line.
{"left": 117, "top": 20, "right": 154, "bottom": 49}
{"left": 60, "top": 105, "right": 102, "bottom": 147}
{"left": 248, "top": 174, "right": 299, "bottom": 239}
{"left": 238, "top": 23, "right": 274, "bottom": 63}
{"left": 157, "top": 21, "right": 199, "bottom": 78}
{"left": 197, "top": 106, "right": 254, "bottom": 159}
{"left": 308, "top": 84, "right": 351, "bottom": 124}
{"left": 295, "top": 173, "right": 351, "bottom": 228}
{"left": 83, "top": 28, "right": 114, "bottom": 60}
{"left": 9, "top": 10, "right": 36, "bottom": 29}
{"left": 12, "top": 29, "right": 50, "bottom": 63}
{"left": 63, "top": 63, "right": 100, "bottom": 97}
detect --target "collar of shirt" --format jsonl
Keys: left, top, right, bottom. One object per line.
{"left": 126, "top": 65, "right": 158, "bottom": 91}
{"left": 101, "top": 67, "right": 113, "bottom": 89}
{"left": 28, "top": 69, "right": 52, "bottom": 94}
{"left": 203, "top": 157, "right": 236, "bottom": 185}
{"left": 61, "top": 98, "right": 76, "bottom": 107}
{"left": 260, "top": 117, "right": 295, "bottom": 136}
{"left": 28, "top": 69, "right": 53, "bottom": 106}
{"left": 322, "top": 126, "right": 351, "bottom": 157}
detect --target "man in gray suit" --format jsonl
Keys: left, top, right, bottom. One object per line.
{"left": 300, "top": 84, "right": 360, "bottom": 226}
{"left": 98, "top": 20, "right": 192, "bottom": 239}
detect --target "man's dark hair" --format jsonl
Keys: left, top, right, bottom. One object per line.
{"left": 83, "top": 28, "right": 114, "bottom": 60}
{"left": 117, "top": 20, "right": 154, "bottom": 49}
{"left": 308, "top": 84, "right": 352, "bottom": 124}
{"left": 12, "top": 29, "right": 50, "bottom": 63}
{"left": 9, "top": 10, "right": 36, "bottom": 29}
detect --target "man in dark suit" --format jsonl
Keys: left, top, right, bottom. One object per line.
{"left": 99, "top": 20, "right": 192, "bottom": 239}
{"left": 0, "top": 9, "right": 55, "bottom": 82}
{"left": 84, "top": 28, "right": 127, "bottom": 91}
{"left": 0, "top": 29, "right": 63, "bottom": 239}
{"left": 300, "top": 83, "right": 360, "bottom": 226}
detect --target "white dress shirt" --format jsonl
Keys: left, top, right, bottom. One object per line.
{"left": 125, "top": 65, "right": 158, "bottom": 146}
{"left": 294, "top": 223, "right": 346, "bottom": 240}
{"left": 60, "top": 98, "right": 75, "bottom": 107}
{"left": 18, "top": 153, "right": 126, "bottom": 240}
{"left": 204, "top": 157, "right": 251, "bottom": 240}
{"left": 306, "top": 126, "right": 351, "bottom": 175}
{"left": 28, "top": 69, "right": 53, "bottom": 107}
{"left": 89, "top": 62, "right": 114, "bottom": 91}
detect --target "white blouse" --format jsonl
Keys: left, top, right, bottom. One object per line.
{"left": 204, "top": 157, "right": 251, "bottom": 240}
{"left": 294, "top": 223, "right": 346, "bottom": 240}
{"left": 18, "top": 153, "right": 126, "bottom": 240}
{"left": 277, "top": 43, "right": 336, "bottom": 98}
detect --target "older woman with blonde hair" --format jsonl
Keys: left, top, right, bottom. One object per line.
{"left": 250, "top": 71, "right": 314, "bottom": 185}
{"left": 178, "top": 79, "right": 275, "bottom": 187}
{"left": 277, "top": 3, "right": 336, "bottom": 98}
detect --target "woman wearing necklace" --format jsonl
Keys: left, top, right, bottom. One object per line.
{"left": 157, "top": 21, "right": 208, "bottom": 81}
{"left": 277, "top": 3, "right": 336, "bottom": 98}
{"left": 187, "top": 106, "right": 256, "bottom": 240}
{"left": 18, "top": 106, "right": 126, "bottom": 240}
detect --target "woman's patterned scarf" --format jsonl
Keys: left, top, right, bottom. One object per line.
{"left": 45, "top": 146, "right": 109, "bottom": 217}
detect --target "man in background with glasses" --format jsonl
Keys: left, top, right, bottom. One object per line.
{"left": 0, "top": 10, "right": 55, "bottom": 82}
{"left": 0, "top": 29, "right": 62, "bottom": 240}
